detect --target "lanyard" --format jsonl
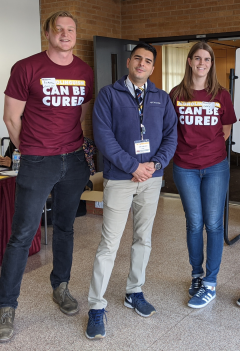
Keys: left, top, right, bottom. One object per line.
{"left": 133, "top": 83, "right": 146, "bottom": 123}
{"left": 133, "top": 83, "right": 146, "bottom": 139}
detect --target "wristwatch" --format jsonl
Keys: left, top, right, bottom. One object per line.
{"left": 153, "top": 161, "right": 162, "bottom": 170}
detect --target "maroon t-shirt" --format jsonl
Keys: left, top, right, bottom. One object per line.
{"left": 171, "top": 89, "right": 237, "bottom": 169}
{"left": 5, "top": 51, "right": 93, "bottom": 156}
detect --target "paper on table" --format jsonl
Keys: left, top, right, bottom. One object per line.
{"left": 0, "top": 171, "right": 17, "bottom": 176}
{"left": 0, "top": 167, "right": 10, "bottom": 171}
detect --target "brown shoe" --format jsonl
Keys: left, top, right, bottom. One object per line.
{"left": 0, "top": 307, "right": 15, "bottom": 343}
{"left": 53, "top": 282, "right": 79, "bottom": 316}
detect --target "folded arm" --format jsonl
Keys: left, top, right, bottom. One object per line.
{"left": 93, "top": 87, "right": 140, "bottom": 175}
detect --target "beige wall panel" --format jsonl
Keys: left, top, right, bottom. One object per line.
{"left": 214, "top": 49, "right": 226, "bottom": 58}
{"left": 215, "top": 57, "right": 227, "bottom": 89}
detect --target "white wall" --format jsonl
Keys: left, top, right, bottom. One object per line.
{"left": 0, "top": 0, "right": 41, "bottom": 153}
{"left": 233, "top": 49, "right": 240, "bottom": 153}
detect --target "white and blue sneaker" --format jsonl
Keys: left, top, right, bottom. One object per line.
{"left": 124, "top": 292, "right": 156, "bottom": 317}
{"left": 188, "top": 286, "right": 216, "bottom": 309}
{"left": 85, "top": 308, "right": 107, "bottom": 339}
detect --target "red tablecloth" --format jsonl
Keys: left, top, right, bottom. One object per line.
{"left": 0, "top": 176, "right": 41, "bottom": 265}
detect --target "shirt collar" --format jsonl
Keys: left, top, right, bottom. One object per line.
{"left": 125, "top": 76, "right": 147, "bottom": 97}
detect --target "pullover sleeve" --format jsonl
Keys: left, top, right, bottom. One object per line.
{"left": 93, "top": 87, "right": 139, "bottom": 174}
{"left": 151, "top": 94, "right": 178, "bottom": 168}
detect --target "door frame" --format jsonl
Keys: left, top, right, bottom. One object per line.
{"left": 140, "top": 31, "right": 240, "bottom": 45}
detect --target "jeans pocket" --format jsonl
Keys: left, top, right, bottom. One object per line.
{"left": 173, "top": 162, "right": 185, "bottom": 174}
{"left": 74, "top": 149, "right": 85, "bottom": 163}
{"left": 211, "top": 158, "right": 229, "bottom": 173}
{"left": 220, "top": 157, "right": 229, "bottom": 167}
{"left": 21, "top": 155, "right": 45, "bottom": 163}
{"left": 103, "top": 179, "right": 111, "bottom": 189}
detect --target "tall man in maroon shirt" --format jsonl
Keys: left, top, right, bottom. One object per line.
{"left": 0, "top": 11, "right": 93, "bottom": 343}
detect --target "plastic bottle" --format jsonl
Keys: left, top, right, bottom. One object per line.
{"left": 12, "top": 149, "right": 21, "bottom": 172}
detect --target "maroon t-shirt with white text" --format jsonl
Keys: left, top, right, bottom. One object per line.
{"left": 171, "top": 89, "right": 237, "bottom": 169}
{"left": 5, "top": 51, "right": 93, "bottom": 156}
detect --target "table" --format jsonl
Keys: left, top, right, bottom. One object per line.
{"left": 0, "top": 176, "right": 41, "bottom": 265}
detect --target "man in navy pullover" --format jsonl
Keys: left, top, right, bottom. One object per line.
{"left": 86, "top": 42, "right": 178, "bottom": 340}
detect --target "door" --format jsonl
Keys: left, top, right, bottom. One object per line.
{"left": 94, "top": 36, "right": 140, "bottom": 95}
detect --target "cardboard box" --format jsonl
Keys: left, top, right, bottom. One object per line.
{"left": 81, "top": 172, "right": 103, "bottom": 215}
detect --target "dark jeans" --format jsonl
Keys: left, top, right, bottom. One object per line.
{"left": 0, "top": 148, "right": 90, "bottom": 308}
{"left": 173, "top": 158, "right": 229, "bottom": 286}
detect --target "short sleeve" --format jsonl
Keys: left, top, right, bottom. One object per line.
{"left": 83, "top": 67, "right": 94, "bottom": 104}
{"left": 4, "top": 61, "right": 29, "bottom": 101}
{"left": 221, "top": 90, "right": 237, "bottom": 125}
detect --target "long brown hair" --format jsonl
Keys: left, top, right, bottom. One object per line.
{"left": 171, "top": 42, "right": 222, "bottom": 105}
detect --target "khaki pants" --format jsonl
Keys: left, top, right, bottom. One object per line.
{"left": 88, "top": 177, "right": 162, "bottom": 310}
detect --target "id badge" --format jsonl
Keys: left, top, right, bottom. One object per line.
{"left": 41, "top": 78, "right": 56, "bottom": 88}
{"left": 202, "top": 101, "right": 215, "bottom": 110}
{"left": 134, "top": 139, "right": 150, "bottom": 154}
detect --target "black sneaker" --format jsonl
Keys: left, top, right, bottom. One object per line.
{"left": 189, "top": 277, "right": 203, "bottom": 297}
{"left": 85, "top": 308, "right": 107, "bottom": 340}
{"left": 124, "top": 292, "right": 156, "bottom": 317}
{"left": 237, "top": 298, "right": 240, "bottom": 306}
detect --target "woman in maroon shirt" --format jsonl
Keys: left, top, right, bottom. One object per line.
{"left": 170, "top": 42, "right": 237, "bottom": 309}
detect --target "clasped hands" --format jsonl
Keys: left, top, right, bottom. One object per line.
{"left": 131, "top": 162, "right": 155, "bottom": 182}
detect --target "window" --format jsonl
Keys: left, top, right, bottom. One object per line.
{"left": 162, "top": 46, "right": 189, "bottom": 93}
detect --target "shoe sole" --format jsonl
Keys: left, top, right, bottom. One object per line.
{"left": 0, "top": 330, "right": 14, "bottom": 343}
{"left": 85, "top": 331, "right": 106, "bottom": 340}
{"left": 236, "top": 300, "right": 240, "bottom": 307}
{"left": 124, "top": 301, "right": 156, "bottom": 317}
{"left": 188, "top": 294, "right": 216, "bottom": 309}
{"left": 53, "top": 297, "right": 79, "bottom": 316}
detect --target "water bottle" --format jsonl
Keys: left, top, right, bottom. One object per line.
{"left": 12, "top": 149, "right": 21, "bottom": 172}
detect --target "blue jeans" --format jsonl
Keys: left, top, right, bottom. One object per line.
{"left": 173, "top": 158, "right": 229, "bottom": 286}
{"left": 0, "top": 148, "right": 90, "bottom": 308}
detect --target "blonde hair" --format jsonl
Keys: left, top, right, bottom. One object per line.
{"left": 171, "top": 42, "right": 223, "bottom": 105}
{"left": 43, "top": 11, "right": 77, "bottom": 34}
